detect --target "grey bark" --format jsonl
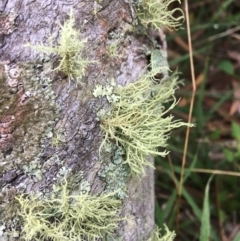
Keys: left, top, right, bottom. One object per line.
{"left": 0, "top": 1, "right": 156, "bottom": 240}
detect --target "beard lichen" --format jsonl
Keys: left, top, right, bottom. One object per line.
{"left": 25, "top": 10, "right": 94, "bottom": 84}
{"left": 134, "top": 0, "right": 184, "bottom": 30}
{"left": 148, "top": 225, "right": 176, "bottom": 241}
{"left": 16, "top": 181, "right": 122, "bottom": 241}
{"left": 94, "top": 67, "right": 193, "bottom": 175}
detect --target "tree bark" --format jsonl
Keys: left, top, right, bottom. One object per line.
{"left": 0, "top": 1, "right": 157, "bottom": 240}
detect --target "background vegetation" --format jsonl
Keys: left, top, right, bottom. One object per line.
{"left": 155, "top": 0, "right": 240, "bottom": 240}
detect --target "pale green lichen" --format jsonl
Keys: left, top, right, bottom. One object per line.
{"left": 105, "top": 30, "right": 125, "bottom": 59}
{"left": 92, "top": 1, "right": 103, "bottom": 16}
{"left": 94, "top": 69, "right": 193, "bottom": 175}
{"left": 16, "top": 181, "right": 122, "bottom": 241}
{"left": 51, "top": 128, "right": 66, "bottom": 147}
{"left": 26, "top": 10, "right": 93, "bottom": 84}
{"left": 135, "top": 0, "right": 184, "bottom": 30}
{"left": 148, "top": 225, "right": 176, "bottom": 241}
{"left": 98, "top": 143, "right": 130, "bottom": 199}
{"left": 106, "top": 41, "right": 121, "bottom": 59}
{"left": 93, "top": 79, "right": 120, "bottom": 103}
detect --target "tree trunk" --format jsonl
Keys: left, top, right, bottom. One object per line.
{"left": 0, "top": 1, "right": 157, "bottom": 240}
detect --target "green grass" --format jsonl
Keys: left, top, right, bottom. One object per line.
{"left": 154, "top": 0, "right": 240, "bottom": 240}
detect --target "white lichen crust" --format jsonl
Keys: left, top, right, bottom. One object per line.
{"left": 0, "top": 61, "right": 59, "bottom": 173}
{"left": 98, "top": 143, "right": 130, "bottom": 199}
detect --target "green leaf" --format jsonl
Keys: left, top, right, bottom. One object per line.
{"left": 223, "top": 148, "right": 234, "bottom": 162}
{"left": 217, "top": 60, "right": 234, "bottom": 75}
{"left": 182, "top": 187, "right": 202, "bottom": 220}
{"left": 200, "top": 176, "right": 213, "bottom": 241}
{"left": 232, "top": 231, "right": 240, "bottom": 241}
{"left": 231, "top": 122, "right": 240, "bottom": 141}
{"left": 210, "top": 129, "right": 221, "bottom": 140}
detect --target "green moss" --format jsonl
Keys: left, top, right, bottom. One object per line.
{"left": 94, "top": 69, "right": 193, "bottom": 175}
{"left": 16, "top": 181, "right": 122, "bottom": 241}
{"left": 26, "top": 10, "right": 93, "bottom": 84}
{"left": 135, "top": 0, "right": 184, "bottom": 30}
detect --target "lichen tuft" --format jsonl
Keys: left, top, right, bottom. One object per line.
{"left": 94, "top": 68, "right": 193, "bottom": 175}
{"left": 26, "top": 10, "right": 94, "bottom": 84}
{"left": 135, "top": 0, "right": 184, "bottom": 31}
{"left": 148, "top": 225, "right": 176, "bottom": 241}
{"left": 16, "top": 181, "right": 122, "bottom": 241}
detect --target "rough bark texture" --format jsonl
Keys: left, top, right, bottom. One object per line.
{"left": 0, "top": 1, "right": 157, "bottom": 240}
